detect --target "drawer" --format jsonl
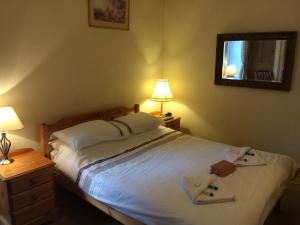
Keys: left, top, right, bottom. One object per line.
{"left": 8, "top": 167, "right": 53, "bottom": 195}
{"left": 13, "top": 197, "right": 55, "bottom": 225}
{"left": 24, "top": 209, "right": 57, "bottom": 225}
{"left": 10, "top": 182, "right": 54, "bottom": 211}
{"left": 166, "top": 121, "right": 180, "bottom": 130}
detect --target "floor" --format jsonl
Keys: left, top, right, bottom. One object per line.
{"left": 264, "top": 184, "right": 300, "bottom": 225}
{"left": 49, "top": 183, "right": 300, "bottom": 225}
{"left": 49, "top": 186, "right": 121, "bottom": 225}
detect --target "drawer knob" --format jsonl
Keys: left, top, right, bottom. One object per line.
{"left": 29, "top": 179, "right": 37, "bottom": 185}
{"left": 32, "top": 194, "right": 39, "bottom": 201}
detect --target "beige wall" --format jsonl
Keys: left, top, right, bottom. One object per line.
{"left": 1, "top": 0, "right": 300, "bottom": 163}
{"left": 0, "top": 0, "right": 164, "bottom": 150}
{"left": 163, "top": 0, "right": 300, "bottom": 162}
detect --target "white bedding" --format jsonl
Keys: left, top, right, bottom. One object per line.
{"left": 52, "top": 126, "right": 298, "bottom": 225}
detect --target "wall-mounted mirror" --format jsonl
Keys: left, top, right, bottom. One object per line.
{"left": 215, "top": 32, "right": 297, "bottom": 91}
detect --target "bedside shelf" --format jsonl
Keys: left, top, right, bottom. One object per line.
{"left": 0, "top": 149, "right": 57, "bottom": 225}
{"left": 162, "top": 117, "right": 181, "bottom": 131}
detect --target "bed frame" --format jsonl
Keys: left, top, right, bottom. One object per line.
{"left": 40, "top": 104, "right": 143, "bottom": 225}
{"left": 40, "top": 104, "right": 283, "bottom": 225}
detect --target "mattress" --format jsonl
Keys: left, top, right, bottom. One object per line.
{"left": 52, "top": 126, "right": 298, "bottom": 225}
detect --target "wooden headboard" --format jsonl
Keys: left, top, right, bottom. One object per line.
{"left": 40, "top": 104, "right": 139, "bottom": 158}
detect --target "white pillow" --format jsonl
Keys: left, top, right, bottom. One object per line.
{"left": 51, "top": 120, "right": 128, "bottom": 151}
{"left": 113, "top": 112, "right": 161, "bottom": 134}
{"left": 49, "top": 139, "right": 64, "bottom": 150}
{"left": 110, "top": 120, "right": 131, "bottom": 137}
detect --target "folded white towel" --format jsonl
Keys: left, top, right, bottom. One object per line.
{"left": 180, "top": 174, "right": 216, "bottom": 203}
{"left": 225, "top": 147, "right": 266, "bottom": 167}
{"left": 196, "top": 179, "right": 235, "bottom": 204}
{"left": 235, "top": 149, "right": 266, "bottom": 166}
{"left": 224, "top": 146, "right": 251, "bottom": 163}
{"left": 180, "top": 175, "right": 235, "bottom": 204}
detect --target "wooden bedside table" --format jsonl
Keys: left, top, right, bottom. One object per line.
{"left": 0, "top": 149, "right": 57, "bottom": 225}
{"left": 162, "top": 117, "right": 181, "bottom": 131}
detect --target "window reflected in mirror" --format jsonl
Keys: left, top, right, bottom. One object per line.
{"left": 222, "top": 40, "right": 287, "bottom": 83}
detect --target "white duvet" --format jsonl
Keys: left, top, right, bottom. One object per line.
{"left": 52, "top": 126, "right": 298, "bottom": 225}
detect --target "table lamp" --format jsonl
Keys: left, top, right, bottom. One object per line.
{"left": 0, "top": 107, "right": 24, "bottom": 165}
{"left": 225, "top": 64, "right": 238, "bottom": 79}
{"left": 150, "top": 79, "right": 174, "bottom": 116}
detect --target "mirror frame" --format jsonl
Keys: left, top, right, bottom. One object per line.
{"left": 215, "top": 31, "right": 297, "bottom": 91}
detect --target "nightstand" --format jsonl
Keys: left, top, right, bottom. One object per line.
{"left": 0, "top": 149, "right": 57, "bottom": 225}
{"left": 162, "top": 117, "right": 181, "bottom": 131}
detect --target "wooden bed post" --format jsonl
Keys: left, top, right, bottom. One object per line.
{"left": 134, "top": 104, "right": 139, "bottom": 113}
{"left": 40, "top": 123, "right": 49, "bottom": 158}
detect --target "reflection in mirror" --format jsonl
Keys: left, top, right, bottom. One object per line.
{"left": 222, "top": 40, "right": 287, "bottom": 83}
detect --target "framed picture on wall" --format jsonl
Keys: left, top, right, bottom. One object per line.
{"left": 88, "top": 0, "right": 130, "bottom": 30}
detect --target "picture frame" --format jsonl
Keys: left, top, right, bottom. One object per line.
{"left": 88, "top": 0, "right": 130, "bottom": 30}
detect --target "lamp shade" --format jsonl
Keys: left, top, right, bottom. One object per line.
{"left": 0, "top": 107, "right": 24, "bottom": 132}
{"left": 225, "top": 64, "right": 238, "bottom": 76}
{"left": 150, "top": 79, "right": 174, "bottom": 102}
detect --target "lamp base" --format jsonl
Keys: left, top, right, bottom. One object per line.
{"left": 0, "top": 132, "right": 13, "bottom": 166}
{"left": 0, "top": 158, "right": 14, "bottom": 165}
{"left": 160, "top": 102, "right": 164, "bottom": 117}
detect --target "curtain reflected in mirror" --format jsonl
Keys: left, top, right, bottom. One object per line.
{"left": 215, "top": 32, "right": 297, "bottom": 91}
{"left": 222, "top": 40, "right": 287, "bottom": 83}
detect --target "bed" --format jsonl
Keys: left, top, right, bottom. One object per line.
{"left": 40, "top": 104, "right": 298, "bottom": 225}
